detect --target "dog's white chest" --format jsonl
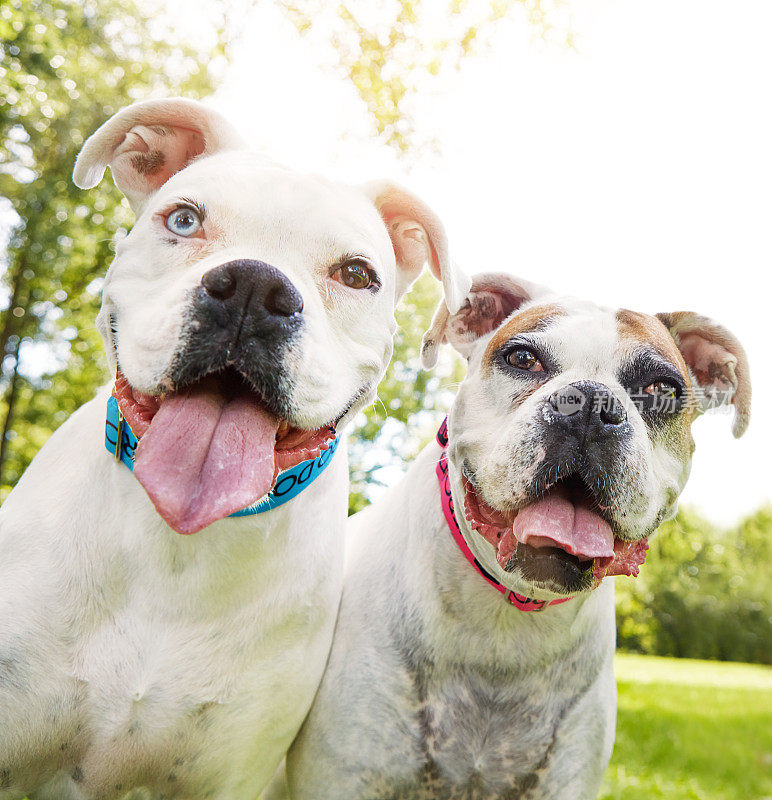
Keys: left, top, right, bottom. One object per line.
{"left": 10, "top": 557, "right": 341, "bottom": 800}
{"left": 283, "top": 467, "right": 618, "bottom": 800}
{"left": 0, "top": 406, "right": 347, "bottom": 800}
{"left": 67, "top": 596, "right": 323, "bottom": 799}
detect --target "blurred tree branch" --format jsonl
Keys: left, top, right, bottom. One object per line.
{"left": 277, "top": 0, "right": 573, "bottom": 153}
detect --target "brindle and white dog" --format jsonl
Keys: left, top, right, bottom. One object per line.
{"left": 0, "top": 98, "right": 469, "bottom": 800}
{"left": 279, "top": 273, "right": 751, "bottom": 800}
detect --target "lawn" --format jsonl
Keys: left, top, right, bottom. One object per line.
{"left": 601, "top": 654, "right": 772, "bottom": 800}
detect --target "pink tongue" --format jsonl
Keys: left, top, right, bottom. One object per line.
{"left": 512, "top": 485, "right": 615, "bottom": 561}
{"left": 133, "top": 382, "right": 279, "bottom": 534}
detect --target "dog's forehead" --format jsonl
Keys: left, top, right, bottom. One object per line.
{"left": 533, "top": 300, "right": 620, "bottom": 371}
{"left": 485, "top": 297, "right": 686, "bottom": 377}
{"left": 153, "top": 152, "right": 389, "bottom": 255}
{"left": 484, "top": 298, "right": 613, "bottom": 363}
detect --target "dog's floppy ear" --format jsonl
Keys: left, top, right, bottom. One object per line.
{"left": 361, "top": 180, "right": 471, "bottom": 314}
{"left": 656, "top": 311, "right": 751, "bottom": 438}
{"left": 421, "top": 272, "right": 549, "bottom": 368}
{"left": 73, "top": 97, "right": 246, "bottom": 213}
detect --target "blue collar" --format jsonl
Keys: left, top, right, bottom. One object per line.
{"left": 104, "top": 395, "right": 339, "bottom": 517}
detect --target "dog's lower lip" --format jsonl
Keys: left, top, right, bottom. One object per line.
{"left": 507, "top": 542, "right": 594, "bottom": 590}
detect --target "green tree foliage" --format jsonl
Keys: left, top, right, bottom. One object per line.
{"left": 0, "top": 0, "right": 225, "bottom": 497}
{"left": 279, "top": 0, "right": 571, "bottom": 154}
{"left": 348, "top": 271, "right": 464, "bottom": 513}
{"left": 616, "top": 505, "right": 772, "bottom": 664}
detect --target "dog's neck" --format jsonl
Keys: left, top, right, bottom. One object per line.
{"left": 387, "top": 437, "right": 613, "bottom": 675}
{"left": 13, "top": 388, "right": 349, "bottom": 623}
{"left": 436, "top": 428, "right": 572, "bottom": 612}
{"left": 439, "top": 441, "right": 572, "bottom": 610}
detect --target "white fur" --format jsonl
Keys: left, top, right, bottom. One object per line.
{"left": 0, "top": 99, "right": 467, "bottom": 800}
{"left": 281, "top": 447, "right": 617, "bottom": 800}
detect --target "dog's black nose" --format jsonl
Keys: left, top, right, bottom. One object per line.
{"left": 547, "top": 381, "right": 628, "bottom": 439}
{"left": 170, "top": 259, "right": 304, "bottom": 408}
{"left": 195, "top": 259, "right": 304, "bottom": 353}
{"left": 201, "top": 259, "right": 304, "bottom": 319}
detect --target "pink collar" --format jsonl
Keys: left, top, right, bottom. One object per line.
{"left": 435, "top": 418, "right": 572, "bottom": 612}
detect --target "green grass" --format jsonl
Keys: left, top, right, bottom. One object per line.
{"left": 601, "top": 654, "right": 772, "bottom": 800}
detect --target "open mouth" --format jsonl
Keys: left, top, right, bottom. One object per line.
{"left": 463, "top": 473, "right": 649, "bottom": 592}
{"left": 114, "top": 368, "right": 336, "bottom": 534}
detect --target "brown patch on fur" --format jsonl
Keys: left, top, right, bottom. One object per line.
{"left": 482, "top": 303, "right": 565, "bottom": 374}
{"left": 617, "top": 309, "right": 697, "bottom": 454}
{"left": 130, "top": 150, "right": 166, "bottom": 176}
{"left": 616, "top": 309, "right": 689, "bottom": 375}
{"left": 462, "top": 292, "right": 504, "bottom": 337}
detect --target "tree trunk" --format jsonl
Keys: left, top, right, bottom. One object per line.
{"left": 0, "top": 334, "right": 21, "bottom": 487}
{"left": 0, "top": 253, "right": 27, "bottom": 365}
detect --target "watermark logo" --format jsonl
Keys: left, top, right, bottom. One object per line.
{"left": 552, "top": 385, "right": 587, "bottom": 416}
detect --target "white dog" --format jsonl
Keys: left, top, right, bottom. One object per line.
{"left": 281, "top": 273, "right": 751, "bottom": 799}
{"left": 0, "top": 98, "right": 470, "bottom": 800}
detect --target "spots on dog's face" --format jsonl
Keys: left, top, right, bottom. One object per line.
{"left": 0, "top": 768, "right": 11, "bottom": 790}
{"left": 131, "top": 150, "right": 166, "bottom": 176}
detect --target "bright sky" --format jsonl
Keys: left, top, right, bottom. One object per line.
{"left": 208, "top": 0, "right": 771, "bottom": 525}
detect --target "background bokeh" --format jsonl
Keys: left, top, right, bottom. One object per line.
{"left": 1, "top": 2, "right": 770, "bottom": 797}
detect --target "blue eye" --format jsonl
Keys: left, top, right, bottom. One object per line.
{"left": 165, "top": 207, "right": 202, "bottom": 237}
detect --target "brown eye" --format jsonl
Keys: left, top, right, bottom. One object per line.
{"left": 333, "top": 260, "right": 376, "bottom": 291}
{"left": 644, "top": 381, "right": 677, "bottom": 397}
{"left": 505, "top": 347, "right": 544, "bottom": 372}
